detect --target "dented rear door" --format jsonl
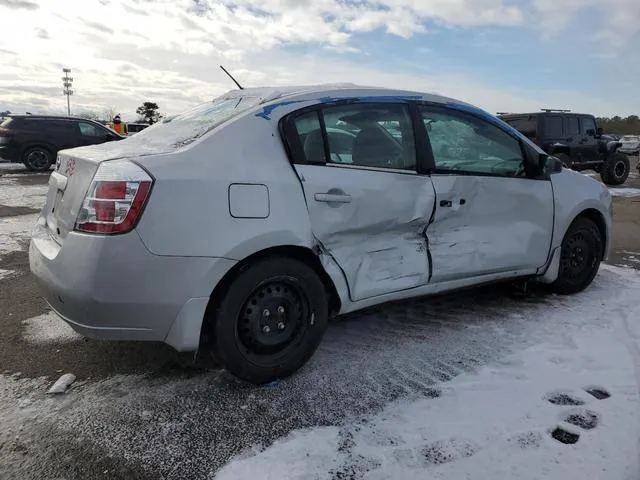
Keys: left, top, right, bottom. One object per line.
{"left": 296, "top": 164, "right": 435, "bottom": 301}
{"left": 285, "top": 102, "right": 436, "bottom": 302}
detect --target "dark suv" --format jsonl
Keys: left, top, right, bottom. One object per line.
{"left": 498, "top": 110, "right": 630, "bottom": 186}
{"left": 0, "top": 115, "right": 123, "bottom": 172}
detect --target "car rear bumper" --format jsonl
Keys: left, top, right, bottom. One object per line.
{"left": 29, "top": 220, "right": 237, "bottom": 351}
{"left": 0, "top": 144, "right": 20, "bottom": 162}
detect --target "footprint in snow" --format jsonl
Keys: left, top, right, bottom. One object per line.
{"left": 544, "top": 386, "right": 610, "bottom": 445}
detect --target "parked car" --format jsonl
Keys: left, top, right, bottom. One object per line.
{"left": 498, "top": 110, "right": 630, "bottom": 185}
{"left": 125, "top": 122, "right": 150, "bottom": 135}
{"left": 619, "top": 135, "right": 640, "bottom": 156}
{"left": 0, "top": 115, "right": 123, "bottom": 171}
{"left": 30, "top": 85, "right": 612, "bottom": 384}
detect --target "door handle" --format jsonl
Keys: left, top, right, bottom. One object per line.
{"left": 314, "top": 192, "right": 352, "bottom": 204}
{"left": 440, "top": 199, "right": 466, "bottom": 207}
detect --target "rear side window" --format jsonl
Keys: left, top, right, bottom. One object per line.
{"left": 501, "top": 116, "right": 537, "bottom": 138}
{"left": 542, "top": 116, "right": 563, "bottom": 137}
{"left": 78, "top": 122, "right": 104, "bottom": 137}
{"left": 289, "top": 103, "right": 416, "bottom": 170}
{"left": 566, "top": 117, "right": 580, "bottom": 136}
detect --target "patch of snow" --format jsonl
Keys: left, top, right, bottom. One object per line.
{"left": 217, "top": 266, "right": 640, "bottom": 480}
{"left": 0, "top": 177, "right": 47, "bottom": 210}
{"left": 0, "top": 214, "right": 37, "bottom": 256}
{"left": 21, "top": 311, "right": 82, "bottom": 345}
{"left": 0, "top": 268, "right": 15, "bottom": 280}
{"left": 609, "top": 187, "right": 640, "bottom": 198}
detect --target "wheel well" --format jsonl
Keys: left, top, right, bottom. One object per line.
{"left": 200, "top": 245, "right": 341, "bottom": 347}
{"left": 575, "top": 208, "right": 607, "bottom": 259}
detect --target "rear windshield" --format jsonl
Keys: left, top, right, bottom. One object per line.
{"left": 501, "top": 116, "right": 537, "bottom": 138}
{"left": 125, "top": 95, "right": 264, "bottom": 150}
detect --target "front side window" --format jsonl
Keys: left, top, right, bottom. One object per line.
{"left": 581, "top": 117, "right": 596, "bottom": 135}
{"left": 78, "top": 122, "right": 103, "bottom": 137}
{"left": 421, "top": 107, "right": 526, "bottom": 177}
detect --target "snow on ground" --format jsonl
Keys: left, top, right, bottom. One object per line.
{"left": 0, "top": 176, "right": 47, "bottom": 210}
{"left": 1, "top": 266, "right": 639, "bottom": 479}
{"left": 609, "top": 187, "right": 640, "bottom": 198}
{"left": 0, "top": 214, "right": 38, "bottom": 256}
{"left": 21, "top": 311, "right": 82, "bottom": 345}
{"left": 217, "top": 265, "right": 640, "bottom": 480}
{"left": 0, "top": 268, "right": 15, "bottom": 280}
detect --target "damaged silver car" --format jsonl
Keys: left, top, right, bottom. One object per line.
{"left": 30, "top": 85, "right": 612, "bottom": 383}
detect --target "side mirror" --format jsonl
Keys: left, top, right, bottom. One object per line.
{"left": 596, "top": 127, "right": 604, "bottom": 136}
{"left": 586, "top": 129, "right": 596, "bottom": 137}
{"left": 539, "top": 154, "right": 563, "bottom": 173}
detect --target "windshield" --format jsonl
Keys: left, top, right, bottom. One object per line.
{"left": 123, "top": 95, "right": 263, "bottom": 151}
{"left": 621, "top": 136, "right": 639, "bottom": 141}
{"left": 0, "top": 117, "right": 13, "bottom": 128}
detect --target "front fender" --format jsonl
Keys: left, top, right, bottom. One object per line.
{"left": 550, "top": 169, "right": 612, "bottom": 255}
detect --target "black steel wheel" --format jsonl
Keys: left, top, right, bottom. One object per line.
{"left": 549, "top": 217, "right": 602, "bottom": 295}
{"left": 211, "top": 257, "right": 329, "bottom": 384}
{"left": 22, "top": 147, "right": 53, "bottom": 172}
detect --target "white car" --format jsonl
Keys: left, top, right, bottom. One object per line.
{"left": 619, "top": 135, "right": 640, "bottom": 156}
{"left": 29, "top": 84, "right": 612, "bottom": 384}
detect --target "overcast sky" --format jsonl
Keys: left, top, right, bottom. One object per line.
{"left": 0, "top": 0, "right": 638, "bottom": 120}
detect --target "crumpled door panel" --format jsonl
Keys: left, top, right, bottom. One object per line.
{"left": 295, "top": 164, "right": 436, "bottom": 301}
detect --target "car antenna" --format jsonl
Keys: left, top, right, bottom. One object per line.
{"left": 219, "top": 65, "right": 244, "bottom": 90}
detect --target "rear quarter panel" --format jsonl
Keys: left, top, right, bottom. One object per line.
{"left": 550, "top": 169, "right": 612, "bottom": 258}
{"left": 134, "top": 111, "right": 316, "bottom": 259}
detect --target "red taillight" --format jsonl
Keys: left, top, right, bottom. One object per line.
{"left": 75, "top": 161, "right": 153, "bottom": 235}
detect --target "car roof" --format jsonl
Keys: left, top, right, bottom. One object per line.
{"left": 214, "top": 83, "right": 465, "bottom": 108}
{"left": 499, "top": 112, "right": 592, "bottom": 118}
{"left": 8, "top": 114, "right": 98, "bottom": 122}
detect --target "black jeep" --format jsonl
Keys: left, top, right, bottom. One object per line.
{"left": 498, "top": 109, "right": 630, "bottom": 186}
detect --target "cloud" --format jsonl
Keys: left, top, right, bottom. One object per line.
{"left": 84, "top": 20, "right": 115, "bottom": 35}
{"left": 0, "top": 0, "right": 39, "bottom": 10}
{"left": 0, "top": 0, "right": 636, "bottom": 118}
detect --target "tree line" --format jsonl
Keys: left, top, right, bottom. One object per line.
{"left": 597, "top": 115, "right": 640, "bottom": 136}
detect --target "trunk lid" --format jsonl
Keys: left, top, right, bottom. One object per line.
{"left": 43, "top": 150, "right": 102, "bottom": 244}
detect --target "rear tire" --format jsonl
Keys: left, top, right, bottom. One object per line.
{"left": 22, "top": 147, "right": 53, "bottom": 172}
{"left": 211, "top": 257, "right": 328, "bottom": 384}
{"left": 549, "top": 217, "right": 602, "bottom": 295}
{"left": 600, "top": 152, "right": 630, "bottom": 186}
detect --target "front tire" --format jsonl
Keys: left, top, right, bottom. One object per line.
{"left": 22, "top": 147, "right": 53, "bottom": 172}
{"left": 211, "top": 257, "right": 329, "bottom": 384}
{"left": 600, "top": 152, "right": 630, "bottom": 186}
{"left": 549, "top": 217, "right": 602, "bottom": 295}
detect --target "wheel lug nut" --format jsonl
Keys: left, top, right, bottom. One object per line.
{"left": 263, "top": 309, "right": 270, "bottom": 318}
{"left": 263, "top": 325, "right": 271, "bottom": 334}
{"left": 277, "top": 322, "right": 285, "bottom": 330}
{"left": 277, "top": 306, "right": 285, "bottom": 314}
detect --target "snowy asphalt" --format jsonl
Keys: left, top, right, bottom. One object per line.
{"left": 1, "top": 162, "right": 639, "bottom": 479}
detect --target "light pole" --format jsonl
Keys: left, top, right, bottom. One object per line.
{"left": 62, "top": 68, "right": 73, "bottom": 116}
